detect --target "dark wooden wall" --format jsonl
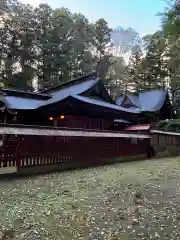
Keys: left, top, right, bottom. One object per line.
{"left": 151, "top": 132, "right": 180, "bottom": 157}
{"left": 51, "top": 116, "right": 114, "bottom": 130}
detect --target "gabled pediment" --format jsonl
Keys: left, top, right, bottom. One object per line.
{"left": 81, "top": 80, "right": 115, "bottom": 104}
{"left": 120, "top": 95, "right": 139, "bottom": 109}
{"left": 117, "top": 88, "right": 172, "bottom": 113}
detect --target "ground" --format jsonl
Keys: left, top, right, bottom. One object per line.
{"left": 1, "top": 157, "right": 180, "bottom": 240}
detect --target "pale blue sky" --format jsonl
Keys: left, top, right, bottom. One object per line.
{"left": 23, "top": 0, "right": 168, "bottom": 36}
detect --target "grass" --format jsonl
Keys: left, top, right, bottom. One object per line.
{"left": 1, "top": 157, "right": 180, "bottom": 239}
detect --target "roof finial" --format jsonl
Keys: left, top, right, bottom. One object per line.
{"left": 0, "top": 87, "right": 5, "bottom": 96}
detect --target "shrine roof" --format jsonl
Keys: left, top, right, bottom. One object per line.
{"left": 116, "top": 88, "right": 169, "bottom": 112}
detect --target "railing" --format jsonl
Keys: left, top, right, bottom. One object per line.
{"left": 0, "top": 124, "right": 151, "bottom": 176}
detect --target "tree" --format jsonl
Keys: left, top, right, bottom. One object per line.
{"left": 144, "top": 31, "right": 168, "bottom": 86}
{"left": 90, "top": 18, "right": 112, "bottom": 82}
{"left": 126, "top": 31, "right": 169, "bottom": 92}
{"left": 68, "top": 13, "right": 93, "bottom": 78}
{"left": 107, "top": 56, "right": 128, "bottom": 97}
{"left": 127, "top": 45, "right": 145, "bottom": 91}
{"left": 0, "top": 0, "right": 6, "bottom": 15}
{"left": 0, "top": 1, "right": 95, "bottom": 90}
{"left": 161, "top": 0, "right": 180, "bottom": 115}
{"left": 0, "top": 0, "right": 39, "bottom": 89}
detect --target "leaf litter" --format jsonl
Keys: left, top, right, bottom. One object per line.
{"left": 0, "top": 157, "right": 180, "bottom": 239}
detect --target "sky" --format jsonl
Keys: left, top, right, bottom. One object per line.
{"left": 21, "top": 0, "right": 168, "bottom": 37}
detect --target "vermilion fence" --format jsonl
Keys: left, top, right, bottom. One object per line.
{"left": 0, "top": 124, "right": 151, "bottom": 175}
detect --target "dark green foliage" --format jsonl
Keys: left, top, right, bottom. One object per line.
{"left": 0, "top": 0, "right": 112, "bottom": 91}
{"left": 1, "top": 0, "right": 180, "bottom": 110}
{"left": 156, "top": 119, "right": 180, "bottom": 132}
{"left": 121, "top": 0, "right": 180, "bottom": 117}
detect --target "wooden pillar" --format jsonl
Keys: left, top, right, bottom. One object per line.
{"left": 88, "top": 119, "right": 91, "bottom": 129}
{"left": 54, "top": 120, "right": 57, "bottom": 127}
{"left": 3, "top": 111, "right": 6, "bottom": 123}
{"left": 101, "top": 119, "right": 104, "bottom": 130}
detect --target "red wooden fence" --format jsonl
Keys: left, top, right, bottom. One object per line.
{"left": 0, "top": 124, "right": 151, "bottom": 175}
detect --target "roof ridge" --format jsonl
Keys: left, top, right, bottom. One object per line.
{"left": 2, "top": 88, "right": 51, "bottom": 100}
{"left": 137, "top": 87, "right": 168, "bottom": 94}
{"left": 39, "top": 72, "right": 97, "bottom": 93}
{"left": 117, "top": 88, "right": 168, "bottom": 98}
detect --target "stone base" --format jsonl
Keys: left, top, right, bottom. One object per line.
{"left": 0, "top": 153, "right": 148, "bottom": 178}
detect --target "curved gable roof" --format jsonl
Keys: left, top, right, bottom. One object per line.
{"left": 139, "top": 89, "right": 167, "bottom": 112}
{"left": 70, "top": 95, "right": 141, "bottom": 114}
{"left": 0, "top": 78, "right": 99, "bottom": 110}
{"left": 116, "top": 88, "right": 169, "bottom": 112}
{"left": 40, "top": 78, "right": 99, "bottom": 107}
{"left": 0, "top": 73, "right": 99, "bottom": 110}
